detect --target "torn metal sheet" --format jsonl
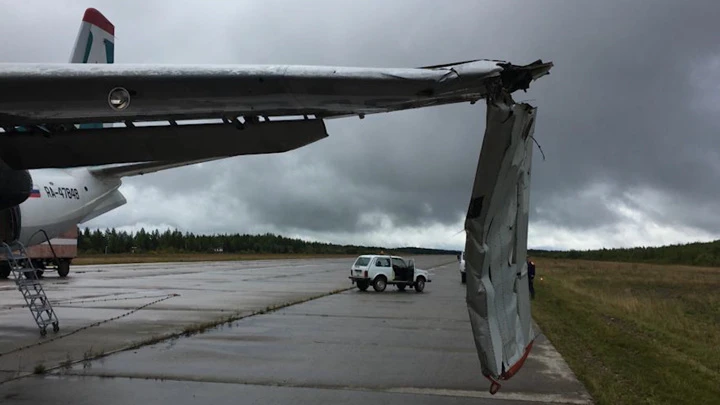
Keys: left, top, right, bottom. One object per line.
{"left": 464, "top": 90, "right": 536, "bottom": 394}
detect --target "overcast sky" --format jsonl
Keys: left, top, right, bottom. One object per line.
{"left": 3, "top": 0, "right": 720, "bottom": 251}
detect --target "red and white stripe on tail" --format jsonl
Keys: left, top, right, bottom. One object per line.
{"left": 69, "top": 8, "right": 115, "bottom": 64}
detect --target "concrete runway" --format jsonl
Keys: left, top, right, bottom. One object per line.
{"left": 0, "top": 256, "right": 591, "bottom": 404}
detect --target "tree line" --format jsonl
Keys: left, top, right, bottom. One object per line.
{"left": 77, "top": 227, "right": 459, "bottom": 256}
{"left": 78, "top": 227, "right": 720, "bottom": 266}
{"left": 529, "top": 239, "right": 720, "bottom": 267}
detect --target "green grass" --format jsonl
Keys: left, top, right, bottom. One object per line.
{"left": 73, "top": 253, "right": 358, "bottom": 265}
{"left": 532, "top": 258, "right": 720, "bottom": 405}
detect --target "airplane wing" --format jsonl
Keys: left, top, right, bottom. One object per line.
{"left": 0, "top": 59, "right": 552, "bottom": 170}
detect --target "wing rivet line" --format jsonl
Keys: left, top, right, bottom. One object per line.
{"left": 107, "top": 87, "right": 131, "bottom": 111}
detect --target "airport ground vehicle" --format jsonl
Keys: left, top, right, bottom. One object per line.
{"left": 348, "top": 254, "right": 431, "bottom": 292}
{"left": 459, "top": 251, "right": 466, "bottom": 283}
{"left": 0, "top": 227, "right": 75, "bottom": 279}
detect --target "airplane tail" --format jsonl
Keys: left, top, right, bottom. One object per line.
{"left": 71, "top": 8, "right": 114, "bottom": 133}
{"left": 69, "top": 8, "right": 114, "bottom": 64}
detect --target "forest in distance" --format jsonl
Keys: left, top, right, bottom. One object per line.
{"left": 528, "top": 240, "right": 720, "bottom": 267}
{"left": 76, "top": 227, "right": 458, "bottom": 256}
{"left": 77, "top": 227, "right": 720, "bottom": 267}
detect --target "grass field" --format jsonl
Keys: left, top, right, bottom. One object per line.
{"left": 72, "top": 253, "right": 358, "bottom": 265}
{"left": 532, "top": 258, "right": 720, "bottom": 405}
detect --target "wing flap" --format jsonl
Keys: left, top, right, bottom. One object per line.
{"left": 87, "top": 158, "right": 224, "bottom": 178}
{"left": 0, "top": 119, "right": 327, "bottom": 170}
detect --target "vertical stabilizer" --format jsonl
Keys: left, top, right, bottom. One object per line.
{"left": 69, "top": 8, "right": 114, "bottom": 64}
{"left": 69, "top": 8, "right": 114, "bottom": 130}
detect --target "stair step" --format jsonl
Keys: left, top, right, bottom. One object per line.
{"left": 31, "top": 305, "right": 52, "bottom": 313}
{"left": 18, "top": 268, "right": 39, "bottom": 273}
{"left": 3, "top": 241, "right": 60, "bottom": 335}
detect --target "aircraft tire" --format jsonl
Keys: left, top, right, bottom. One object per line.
{"left": 0, "top": 262, "right": 10, "bottom": 279}
{"left": 57, "top": 260, "right": 70, "bottom": 278}
{"left": 23, "top": 269, "right": 43, "bottom": 279}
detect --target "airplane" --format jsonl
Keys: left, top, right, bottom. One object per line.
{"left": 0, "top": 7, "right": 553, "bottom": 392}
{"left": 0, "top": 11, "right": 224, "bottom": 279}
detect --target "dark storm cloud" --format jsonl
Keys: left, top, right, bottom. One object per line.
{"left": 515, "top": 1, "right": 720, "bottom": 237}
{"left": 3, "top": 0, "right": 720, "bottom": 248}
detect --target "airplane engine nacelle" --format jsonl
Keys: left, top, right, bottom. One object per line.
{"left": 0, "top": 160, "right": 31, "bottom": 244}
{"left": 0, "top": 161, "right": 32, "bottom": 210}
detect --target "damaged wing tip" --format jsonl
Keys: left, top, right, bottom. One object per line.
{"left": 496, "top": 59, "right": 554, "bottom": 93}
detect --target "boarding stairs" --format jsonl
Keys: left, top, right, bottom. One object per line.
{"left": 2, "top": 241, "right": 60, "bottom": 336}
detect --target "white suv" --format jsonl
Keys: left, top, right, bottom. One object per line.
{"left": 349, "top": 254, "right": 431, "bottom": 293}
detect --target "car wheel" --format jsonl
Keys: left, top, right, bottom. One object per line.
{"left": 461, "top": 272, "right": 466, "bottom": 284}
{"left": 414, "top": 277, "right": 426, "bottom": 293}
{"left": 372, "top": 276, "right": 387, "bottom": 292}
{"left": 357, "top": 280, "right": 369, "bottom": 291}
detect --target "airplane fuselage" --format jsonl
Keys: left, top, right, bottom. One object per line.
{"left": 18, "top": 168, "right": 126, "bottom": 248}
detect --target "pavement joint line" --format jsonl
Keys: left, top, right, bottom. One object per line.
{"left": 0, "top": 294, "right": 181, "bottom": 359}
{"left": 0, "top": 259, "right": 456, "bottom": 386}
{"left": 0, "top": 285, "right": 357, "bottom": 386}
{"left": 385, "top": 387, "right": 593, "bottom": 404}
{"left": 43, "top": 372, "right": 593, "bottom": 404}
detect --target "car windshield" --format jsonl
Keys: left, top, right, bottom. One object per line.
{"left": 354, "top": 257, "right": 371, "bottom": 266}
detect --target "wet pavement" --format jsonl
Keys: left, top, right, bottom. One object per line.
{"left": 0, "top": 256, "right": 592, "bottom": 404}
